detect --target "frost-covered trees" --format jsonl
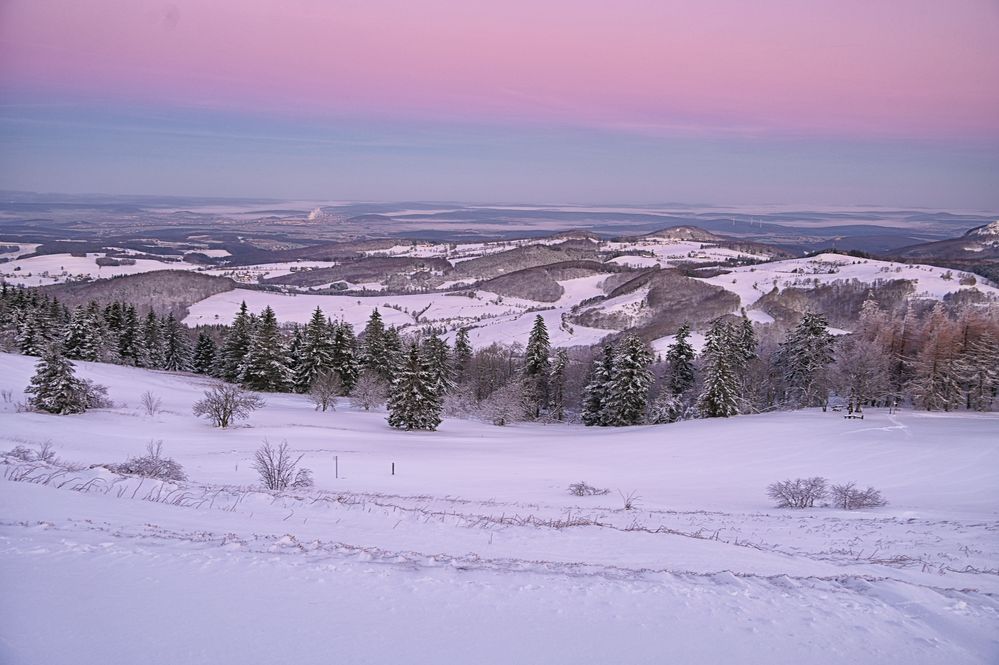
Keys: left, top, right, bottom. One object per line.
{"left": 25, "top": 347, "right": 105, "bottom": 415}
{"left": 580, "top": 336, "right": 653, "bottom": 427}
{"left": 387, "top": 343, "right": 442, "bottom": 431}
{"left": 309, "top": 370, "right": 341, "bottom": 412}
{"left": 220, "top": 302, "right": 253, "bottom": 382}
{"left": 453, "top": 327, "right": 472, "bottom": 384}
{"left": 774, "top": 312, "right": 836, "bottom": 408}
{"left": 192, "top": 383, "right": 265, "bottom": 428}
{"left": 956, "top": 332, "right": 999, "bottom": 411}
{"left": 240, "top": 306, "right": 292, "bottom": 392}
{"left": 649, "top": 391, "right": 685, "bottom": 424}
{"left": 664, "top": 323, "right": 695, "bottom": 397}
{"left": 162, "top": 314, "right": 191, "bottom": 372}
{"left": 63, "top": 305, "right": 104, "bottom": 362}
{"left": 361, "top": 309, "right": 394, "bottom": 381}
{"left": 421, "top": 332, "right": 456, "bottom": 396}
{"left": 522, "top": 315, "right": 551, "bottom": 418}
{"left": 604, "top": 334, "right": 653, "bottom": 426}
{"left": 479, "top": 379, "right": 525, "bottom": 426}
{"left": 581, "top": 344, "right": 615, "bottom": 426}
{"left": 330, "top": 319, "right": 360, "bottom": 393}
{"left": 192, "top": 332, "right": 218, "bottom": 375}
{"left": 350, "top": 371, "right": 388, "bottom": 411}
{"left": 697, "top": 318, "right": 742, "bottom": 418}
{"left": 548, "top": 348, "right": 569, "bottom": 421}
{"left": 293, "top": 306, "right": 334, "bottom": 393}
{"left": 140, "top": 311, "right": 166, "bottom": 369}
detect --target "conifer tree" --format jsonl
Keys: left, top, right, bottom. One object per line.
{"left": 221, "top": 302, "right": 253, "bottom": 382}
{"left": 581, "top": 344, "right": 615, "bottom": 426}
{"left": 421, "top": 332, "right": 456, "bottom": 396}
{"left": 453, "top": 327, "right": 473, "bottom": 384}
{"left": 140, "top": 311, "right": 166, "bottom": 369}
{"left": 25, "top": 347, "right": 90, "bottom": 415}
{"left": 548, "top": 348, "right": 569, "bottom": 421}
{"left": 604, "top": 334, "right": 654, "bottom": 426}
{"left": 523, "top": 315, "right": 551, "bottom": 418}
{"left": 664, "top": 323, "right": 696, "bottom": 396}
{"left": 293, "top": 307, "right": 333, "bottom": 392}
{"left": 240, "top": 306, "right": 292, "bottom": 392}
{"left": 16, "top": 309, "right": 50, "bottom": 356}
{"left": 162, "top": 313, "right": 192, "bottom": 371}
{"left": 330, "top": 320, "right": 360, "bottom": 393}
{"left": 63, "top": 305, "right": 100, "bottom": 361}
{"left": 387, "top": 343, "right": 442, "bottom": 431}
{"left": 117, "top": 305, "right": 141, "bottom": 365}
{"left": 382, "top": 326, "right": 405, "bottom": 374}
{"left": 697, "top": 318, "right": 741, "bottom": 418}
{"left": 775, "top": 312, "right": 836, "bottom": 407}
{"left": 192, "top": 332, "right": 218, "bottom": 375}
{"left": 361, "top": 309, "right": 393, "bottom": 380}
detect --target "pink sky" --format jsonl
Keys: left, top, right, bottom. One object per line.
{"left": 2, "top": 0, "right": 998, "bottom": 140}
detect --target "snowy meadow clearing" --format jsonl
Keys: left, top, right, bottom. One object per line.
{"left": 1, "top": 352, "right": 997, "bottom": 664}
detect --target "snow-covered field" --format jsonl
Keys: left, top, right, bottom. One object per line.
{"left": 185, "top": 282, "right": 613, "bottom": 348}
{"left": 1, "top": 353, "right": 997, "bottom": 664}
{"left": 0, "top": 252, "right": 202, "bottom": 287}
{"left": 697, "top": 253, "right": 999, "bottom": 311}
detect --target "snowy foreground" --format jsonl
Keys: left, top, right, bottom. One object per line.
{"left": 1, "top": 353, "right": 997, "bottom": 664}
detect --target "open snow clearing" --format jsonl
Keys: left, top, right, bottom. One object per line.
{"left": 1, "top": 353, "right": 997, "bottom": 664}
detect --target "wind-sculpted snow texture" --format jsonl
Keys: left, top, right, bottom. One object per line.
{"left": 1, "top": 352, "right": 997, "bottom": 664}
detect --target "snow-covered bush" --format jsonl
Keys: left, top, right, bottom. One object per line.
{"left": 767, "top": 477, "right": 828, "bottom": 508}
{"left": 252, "top": 439, "right": 313, "bottom": 491}
{"left": 110, "top": 440, "right": 187, "bottom": 482}
{"left": 831, "top": 482, "right": 887, "bottom": 510}
{"left": 25, "top": 349, "right": 110, "bottom": 415}
{"left": 478, "top": 380, "right": 525, "bottom": 426}
{"left": 568, "top": 481, "right": 610, "bottom": 497}
{"left": 192, "top": 382, "right": 264, "bottom": 428}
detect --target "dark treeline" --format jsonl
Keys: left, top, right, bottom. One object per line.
{"left": 2, "top": 282, "right": 997, "bottom": 431}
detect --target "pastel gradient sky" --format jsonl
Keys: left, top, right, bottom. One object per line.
{"left": 1, "top": 0, "right": 997, "bottom": 206}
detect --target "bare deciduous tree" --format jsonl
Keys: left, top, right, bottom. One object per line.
{"left": 831, "top": 482, "right": 887, "bottom": 510}
{"left": 309, "top": 370, "right": 341, "bottom": 412}
{"left": 192, "top": 382, "right": 265, "bottom": 428}
{"left": 252, "top": 439, "right": 313, "bottom": 491}
{"left": 140, "top": 390, "right": 163, "bottom": 416}
{"left": 767, "top": 477, "right": 828, "bottom": 508}
{"left": 350, "top": 371, "right": 387, "bottom": 411}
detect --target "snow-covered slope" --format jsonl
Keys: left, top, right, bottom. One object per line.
{"left": 1, "top": 354, "right": 997, "bottom": 664}
{"left": 697, "top": 252, "right": 999, "bottom": 311}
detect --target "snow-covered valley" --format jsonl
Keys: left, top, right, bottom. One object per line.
{"left": 1, "top": 353, "right": 997, "bottom": 664}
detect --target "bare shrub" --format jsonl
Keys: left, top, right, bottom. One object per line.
{"left": 767, "top": 477, "right": 828, "bottom": 508}
{"left": 443, "top": 385, "right": 478, "bottom": 418}
{"left": 831, "top": 482, "right": 887, "bottom": 510}
{"left": 309, "top": 370, "right": 341, "bottom": 412}
{"left": 81, "top": 380, "right": 112, "bottom": 409}
{"left": 350, "top": 372, "right": 387, "bottom": 411}
{"left": 619, "top": 489, "right": 641, "bottom": 510}
{"left": 3, "top": 441, "right": 57, "bottom": 464}
{"left": 111, "top": 440, "right": 187, "bottom": 482}
{"left": 1, "top": 389, "right": 12, "bottom": 403}
{"left": 36, "top": 440, "right": 56, "bottom": 463}
{"left": 192, "top": 383, "right": 265, "bottom": 428}
{"left": 568, "top": 481, "right": 610, "bottom": 497}
{"left": 140, "top": 390, "right": 163, "bottom": 416}
{"left": 252, "top": 439, "right": 313, "bottom": 491}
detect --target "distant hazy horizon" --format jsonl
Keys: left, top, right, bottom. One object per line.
{"left": 1, "top": 1, "right": 997, "bottom": 208}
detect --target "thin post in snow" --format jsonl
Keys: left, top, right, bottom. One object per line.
{"left": 392, "top": 462, "right": 395, "bottom": 476}
{"left": 335, "top": 455, "right": 338, "bottom": 479}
